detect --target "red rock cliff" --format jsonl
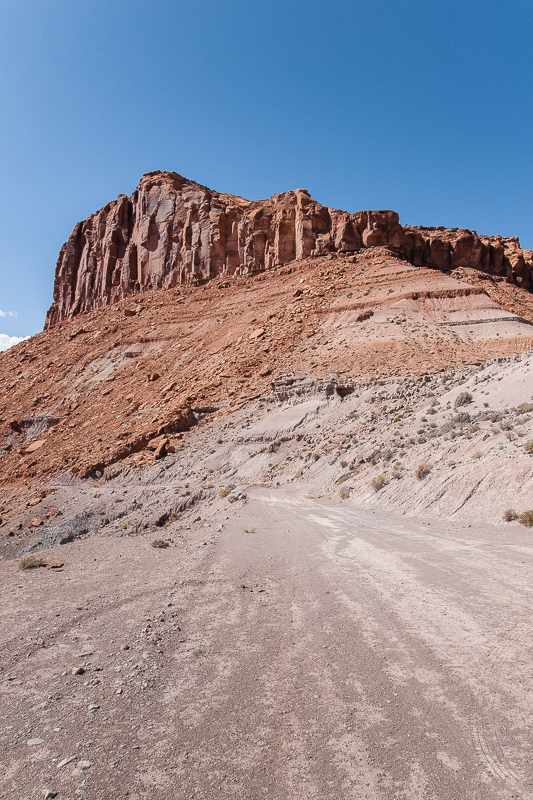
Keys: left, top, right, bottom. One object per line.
{"left": 45, "top": 171, "right": 533, "bottom": 327}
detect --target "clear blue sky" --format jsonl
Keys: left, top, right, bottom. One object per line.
{"left": 0, "top": 0, "right": 532, "bottom": 346}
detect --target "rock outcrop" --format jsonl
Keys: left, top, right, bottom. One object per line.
{"left": 45, "top": 171, "right": 533, "bottom": 327}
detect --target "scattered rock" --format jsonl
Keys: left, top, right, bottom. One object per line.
{"left": 22, "top": 440, "right": 45, "bottom": 454}
{"left": 57, "top": 756, "right": 76, "bottom": 769}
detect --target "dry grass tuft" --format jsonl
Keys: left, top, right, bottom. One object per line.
{"left": 151, "top": 539, "right": 170, "bottom": 549}
{"left": 519, "top": 510, "right": 533, "bottom": 528}
{"left": 415, "top": 462, "right": 431, "bottom": 480}
{"left": 503, "top": 509, "right": 519, "bottom": 522}
{"left": 371, "top": 474, "right": 389, "bottom": 492}
{"left": 19, "top": 555, "right": 46, "bottom": 570}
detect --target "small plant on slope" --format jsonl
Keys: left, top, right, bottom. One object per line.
{"left": 416, "top": 463, "right": 431, "bottom": 480}
{"left": 454, "top": 392, "right": 473, "bottom": 408}
{"left": 519, "top": 510, "right": 533, "bottom": 528}
{"left": 371, "top": 474, "right": 389, "bottom": 492}
{"left": 19, "top": 555, "right": 46, "bottom": 570}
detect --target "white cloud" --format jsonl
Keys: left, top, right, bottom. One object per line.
{"left": 0, "top": 310, "right": 17, "bottom": 318}
{"left": 0, "top": 333, "right": 29, "bottom": 352}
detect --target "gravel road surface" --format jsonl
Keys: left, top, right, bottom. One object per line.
{"left": 1, "top": 487, "right": 532, "bottom": 800}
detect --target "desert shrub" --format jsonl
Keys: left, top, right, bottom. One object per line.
{"left": 371, "top": 474, "right": 389, "bottom": 492}
{"left": 392, "top": 462, "right": 404, "bottom": 479}
{"left": 428, "top": 408, "right": 437, "bottom": 415}
{"left": 455, "top": 392, "right": 473, "bottom": 408}
{"left": 519, "top": 510, "right": 533, "bottom": 528}
{"left": 313, "top": 452, "right": 320, "bottom": 462}
{"left": 393, "top": 414, "right": 405, "bottom": 423}
{"left": 151, "top": 539, "right": 170, "bottom": 548}
{"left": 339, "top": 487, "right": 350, "bottom": 500}
{"left": 340, "top": 460, "right": 348, "bottom": 468}
{"left": 471, "top": 450, "right": 483, "bottom": 460}
{"left": 503, "top": 509, "right": 519, "bottom": 522}
{"left": 415, "top": 462, "right": 431, "bottom": 480}
{"left": 524, "top": 440, "right": 533, "bottom": 454}
{"left": 518, "top": 403, "right": 533, "bottom": 414}
{"left": 366, "top": 449, "right": 381, "bottom": 465}
{"left": 500, "top": 419, "right": 513, "bottom": 431}
{"left": 219, "top": 487, "right": 232, "bottom": 497}
{"left": 19, "top": 555, "right": 46, "bottom": 570}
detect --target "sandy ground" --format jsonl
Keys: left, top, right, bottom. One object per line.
{"left": 2, "top": 486, "right": 533, "bottom": 800}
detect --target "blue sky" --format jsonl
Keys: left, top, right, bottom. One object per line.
{"left": 0, "top": 0, "right": 532, "bottom": 346}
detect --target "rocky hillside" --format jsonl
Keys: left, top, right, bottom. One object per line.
{"left": 45, "top": 171, "right": 533, "bottom": 327}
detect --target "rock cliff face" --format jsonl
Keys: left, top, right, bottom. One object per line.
{"left": 45, "top": 171, "right": 533, "bottom": 327}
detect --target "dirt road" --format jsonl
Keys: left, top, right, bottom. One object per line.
{"left": 2, "top": 488, "right": 533, "bottom": 799}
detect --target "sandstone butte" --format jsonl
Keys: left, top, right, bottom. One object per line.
{"left": 2, "top": 170, "right": 533, "bottom": 496}
{"left": 45, "top": 170, "right": 533, "bottom": 327}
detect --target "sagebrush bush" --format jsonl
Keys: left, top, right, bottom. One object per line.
{"left": 503, "top": 509, "right": 519, "bottom": 522}
{"left": 151, "top": 539, "right": 170, "bottom": 548}
{"left": 339, "top": 487, "right": 350, "bottom": 499}
{"left": 19, "top": 555, "right": 46, "bottom": 570}
{"left": 524, "top": 440, "right": 533, "bottom": 454}
{"left": 392, "top": 463, "right": 404, "bottom": 479}
{"left": 416, "top": 462, "right": 431, "bottom": 480}
{"left": 454, "top": 392, "right": 473, "bottom": 408}
{"left": 371, "top": 474, "right": 389, "bottom": 492}
{"left": 219, "top": 487, "right": 232, "bottom": 497}
{"left": 519, "top": 510, "right": 533, "bottom": 528}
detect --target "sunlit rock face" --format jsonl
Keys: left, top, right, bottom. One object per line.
{"left": 45, "top": 170, "right": 533, "bottom": 327}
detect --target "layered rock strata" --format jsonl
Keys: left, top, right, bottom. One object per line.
{"left": 45, "top": 171, "right": 533, "bottom": 327}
